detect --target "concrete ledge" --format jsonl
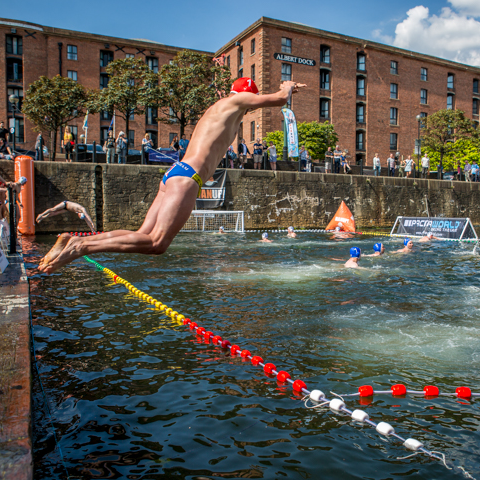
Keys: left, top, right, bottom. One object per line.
{"left": 0, "top": 245, "right": 32, "bottom": 480}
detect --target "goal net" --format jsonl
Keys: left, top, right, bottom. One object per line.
{"left": 180, "top": 210, "right": 244, "bottom": 233}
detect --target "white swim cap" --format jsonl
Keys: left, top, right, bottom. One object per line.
{"left": 288, "top": 226, "right": 294, "bottom": 232}
{"left": 79, "top": 213, "right": 86, "bottom": 219}
{"left": 335, "top": 226, "right": 341, "bottom": 231}
{"left": 262, "top": 232, "right": 268, "bottom": 239}
{"left": 427, "top": 232, "right": 433, "bottom": 238}
{"left": 219, "top": 226, "right": 224, "bottom": 231}
{"left": 19, "top": 176, "right": 27, "bottom": 185}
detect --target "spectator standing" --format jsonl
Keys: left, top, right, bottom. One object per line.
{"left": 238, "top": 139, "right": 249, "bottom": 169}
{"left": 464, "top": 161, "right": 471, "bottom": 182}
{"left": 472, "top": 161, "right": 479, "bottom": 182}
{"left": 142, "top": 133, "right": 153, "bottom": 163}
{"left": 0, "top": 122, "right": 9, "bottom": 143}
{"left": 170, "top": 135, "right": 179, "bottom": 152}
{"left": 456, "top": 160, "right": 462, "bottom": 181}
{"left": 253, "top": 138, "right": 263, "bottom": 170}
{"left": 179, "top": 134, "right": 189, "bottom": 161}
{"left": 325, "top": 146, "right": 333, "bottom": 173}
{"left": 342, "top": 152, "right": 352, "bottom": 174}
{"left": 333, "top": 145, "right": 342, "bottom": 173}
{"left": 116, "top": 131, "right": 128, "bottom": 164}
{"left": 35, "top": 133, "right": 45, "bottom": 161}
{"left": 405, "top": 155, "right": 415, "bottom": 178}
{"left": 0, "top": 139, "right": 13, "bottom": 160}
{"left": 267, "top": 141, "right": 277, "bottom": 171}
{"left": 398, "top": 157, "right": 406, "bottom": 177}
{"left": 372, "top": 153, "right": 381, "bottom": 176}
{"left": 62, "top": 126, "right": 74, "bottom": 162}
{"left": 299, "top": 145, "right": 309, "bottom": 172}
{"left": 226, "top": 145, "right": 236, "bottom": 168}
{"left": 421, "top": 153, "right": 430, "bottom": 178}
{"left": 104, "top": 130, "right": 116, "bottom": 164}
{"left": 387, "top": 153, "right": 396, "bottom": 177}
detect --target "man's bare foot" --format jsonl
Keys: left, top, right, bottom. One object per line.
{"left": 40, "top": 236, "right": 84, "bottom": 274}
{"left": 39, "top": 233, "right": 71, "bottom": 267}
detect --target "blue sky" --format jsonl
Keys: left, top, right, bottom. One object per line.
{"left": 3, "top": 0, "right": 480, "bottom": 65}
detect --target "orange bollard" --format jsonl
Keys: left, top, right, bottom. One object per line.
{"left": 14, "top": 155, "right": 35, "bottom": 235}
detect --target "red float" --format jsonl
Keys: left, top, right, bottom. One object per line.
{"left": 221, "top": 340, "right": 231, "bottom": 349}
{"left": 189, "top": 322, "right": 198, "bottom": 330}
{"left": 251, "top": 356, "right": 263, "bottom": 366}
{"left": 183, "top": 318, "right": 191, "bottom": 325}
{"left": 359, "top": 385, "right": 374, "bottom": 397}
{"left": 293, "top": 379, "right": 307, "bottom": 392}
{"left": 456, "top": 387, "right": 472, "bottom": 398}
{"left": 424, "top": 385, "right": 439, "bottom": 397}
{"left": 240, "top": 349, "right": 251, "bottom": 358}
{"left": 391, "top": 384, "right": 407, "bottom": 396}
{"left": 196, "top": 327, "right": 206, "bottom": 336}
{"left": 277, "top": 371, "right": 291, "bottom": 383}
{"left": 230, "top": 345, "right": 240, "bottom": 355}
{"left": 204, "top": 331, "right": 213, "bottom": 340}
{"left": 263, "top": 363, "right": 276, "bottom": 374}
{"left": 212, "top": 335, "right": 222, "bottom": 344}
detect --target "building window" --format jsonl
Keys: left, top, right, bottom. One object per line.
{"left": 226, "top": 55, "right": 230, "bottom": 67}
{"left": 127, "top": 130, "right": 135, "bottom": 148}
{"left": 320, "top": 99, "right": 329, "bottom": 119}
{"left": 251, "top": 64, "right": 255, "bottom": 82}
{"left": 320, "top": 69, "right": 330, "bottom": 90}
{"left": 126, "top": 53, "right": 135, "bottom": 59}
{"left": 281, "top": 37, "right": 292, "bottom": 54}
{"left": 7, "top": 88, "right": 23, "bottom": 112}
{"left": 67, "top": 45, "right": 77, "bottom": 60}
{"left": 251, "top": 38, "right": 255, "bottom": 55}
{"left": 474, "top": 79, "right": 479, "bottom": 94}
{"left": 390, "top": 61, "right": 398, "bottom": 75}
{"left": 357, "top": 53, "right": 366, "bottom": 71}
{"left": 281, "top": 63, "right": 292, "bottom": 82}
{"left": 250, "top": 121, "right": 255, "bottom": 142}
{"left": 356, "top": 131, "right": 365, "bottom": 150}
{"left": 100, "top": 127, "right": 109, "bottom": 146}
{"left": 146, "top": 56, "right": 158, "bottom": 73}
{"left": 100, "top": 50, "right": 114, "bottom": 67}
{"left": 320, "top": 45, "right": 330, "bottom": 64}
{"left": 238, "top": 67, "right": 243, "bottom": 78}
{"left": 169, "top": 107, "right": 177, "bottom": 122}
{"left": 419, "top": 112, "right": 428, "bottom": 127}
{"left": 67, "top": 70, "right": 77, "bottom": 81}
{"left": 356, "top": 104, "right": 365, "bottom": 123}
{"left": 390, "top": 107, "right": 398, "bottom": 125}
{"left": 6, "top": 59, "right": 22, "bottom": 83}
{"left": 420, "top": 89, "right": 428, "bottom": 104}
{"left": 356, "top": 77, "right": 365, "bottom": 96}
{"left": 390, "top": 133, "right": 398, "bottom": 150}
{"left": 473, "top": 99, "right": 479, "bottom": 116}
{"left": 390, "top": 83, "right": 398, "bottom": 99}
{"left": 146, "top": 107, "right": 158, "bottom": 125}
{"left": 447, "top": 94, "right": 454, "bottom": 110}
{"left": 421, "top": 68, "right": 428, "bottom": 81}
{"left": 12, "top": 118, "right": 24, "bottom": 144}
{"left": 6, "top": 35, "right": 22, "bottom": 55}
{"left": 239, "top": 47, "right": 244, "bottom": 66}
{"left": 129, "top": 111, "right": 134, "bottom": 121}
{"left": 101, "top": 110, "right": 112, "bottom": 120}
{"left": 447, "top": 73, "right": 454, "bottom": 89}
{"left": 100, "top": 74, "right": 109, "bottom": 89}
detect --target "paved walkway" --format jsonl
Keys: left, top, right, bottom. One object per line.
{"left": 0, "top": 245, "right": 32, "bottom": 480}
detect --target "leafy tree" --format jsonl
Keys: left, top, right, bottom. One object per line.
{"left": 421, "top": 137, "right": 480, "bottom": 171}
{"left": 95, "top": 58, "right": 159, "bottom": 143}
{"left": 420, "top": 109, "right": 475, "bottom": 178}
{"left": 156, "top": 50, "right": 232, "bottom": 138}
{"left": 22, "top": 75, "right": 92, "bottom": 161}
{"left": 264, "top": 121, "right": 338, "bottom": 160}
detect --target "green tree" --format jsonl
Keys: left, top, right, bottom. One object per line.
{"left": 22, "top": 75, "right": 92, "bottom": 161}
{"left": 156, "top": 50, "right": 232, "bottom": 138}
{"left": 96, "top": 58, "right": 159, "bottom": 145}
{"left": 420, "top": 109, "right": 475, "bottom": 178}
{"left": 264, "top": 121, "right": 338, "bottom": 160}
{"left": 421, "top": 137, "right": 480, "bottom": 171}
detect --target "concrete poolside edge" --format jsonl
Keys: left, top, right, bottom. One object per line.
{"left": 0, "top": 242, "right": 33, "bottom": 480}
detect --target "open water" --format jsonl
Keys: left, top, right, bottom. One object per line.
{"left": 25, "top": 232, "right": 480, "bottom": 479}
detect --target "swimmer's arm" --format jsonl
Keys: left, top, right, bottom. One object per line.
{"left": 331, "top": 258, "right": 345, "bottom": 261}
{"left": 83, "top": 211, "right": 96, "bottom": 232}
{"left": 233, "top": 82, "right": 306, "bottom": 110}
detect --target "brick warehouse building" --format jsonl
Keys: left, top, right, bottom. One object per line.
{"left": 2, "top": 16, "right": 480, "bottom": 164}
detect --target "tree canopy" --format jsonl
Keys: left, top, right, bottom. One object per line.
{"left": 156, "top": 50, "right": 232, "bottom": 137}
{"left": 264, "top": 121, "right": 338, "bottom": 160}
{"left": 22, "top": 75, "right": 92, "bottom": 160}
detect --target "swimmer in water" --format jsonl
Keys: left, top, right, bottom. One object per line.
{"left": 39, "top": 79, "right": 306, "bottom": 273}
{"left": 395, "top": 237, "right": 414, "bottom": 253}
{"left": 260, "top": 232, "right": 273, "bottom": 243}
{"left": 287, "top": 226, "right": 297, "bottom": 238}
{"left": 218, "top": 226, "right": 226, "bottom": 234}
{"left": 418, "top": 232, "right": 439, "bottom": 243}
{"left": 36, "top": 200, "right": 95, "bottom": 232}
{"left": 364, "top": 242, "right": 385, "bottom": 256}
{"left": 345, "top": 247, "right": 361, "bottom": 268}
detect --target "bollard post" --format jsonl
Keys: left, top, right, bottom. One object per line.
{"left": 7, "top": 186, "right": 16, "bottom": 254}
{"left": 141, "top": 147, "right": 145, "bottom": 165}
{"left": 75, "top": 141, "right": 78, "bottom": 163}
{"left": 92, "top": 141, "right": 96, "bottom": 163}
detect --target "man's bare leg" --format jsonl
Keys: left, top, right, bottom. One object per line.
{"left": 39, "top": 177, "right": 197, "bottom": 273}
{"left": 39, "top": 233, "right": 72, "bottom": 266}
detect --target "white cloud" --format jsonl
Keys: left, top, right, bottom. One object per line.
{"left": 373, "top": 4, "right": 480, "bottom": 66}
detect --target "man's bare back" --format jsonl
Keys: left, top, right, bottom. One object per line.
{"left": 39, "top": 79, "right": 306, "bottom": 273}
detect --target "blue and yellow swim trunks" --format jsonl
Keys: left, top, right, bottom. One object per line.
{"left": 162, "top": 162, "right": 203, "bottom": 197}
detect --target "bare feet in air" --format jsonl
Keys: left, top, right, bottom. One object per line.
{"left": 39, "top": 233, "right": 71, "bottom": 269}
{"left": 39, "top": 235, "right": 84, "bottom": 274}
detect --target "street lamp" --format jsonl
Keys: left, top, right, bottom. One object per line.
{"left": 415, "top": 114, "right": 422, "bottom": 179}
{"left": 8, "top": 94, "right": 20, "bottom": 152}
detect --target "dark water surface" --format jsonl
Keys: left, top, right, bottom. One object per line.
{"left": 25, "top": 233, "right": 480, "bottom": 479}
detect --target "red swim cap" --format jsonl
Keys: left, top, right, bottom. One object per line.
{"left": 230, "top": 77, "right": 259, "bottom": 94}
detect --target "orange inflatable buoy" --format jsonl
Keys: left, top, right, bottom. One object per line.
{"left": 14, "top": 155, "right": 35, "bottom": 235}
{"left": 325, "top": 201, "right": 355, "bottom": 232}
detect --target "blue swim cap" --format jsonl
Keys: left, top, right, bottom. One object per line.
{"left": 373, "top": 243, "right": 382, "bottom": 252}
{"left": 350, "top": 247, "right": 361, "bottom": 258}
{"left": 262, "top": 232, "right": 268, "bottom": 239}
{"left": 404, "top": 238, "right": 411, "bottom": 246}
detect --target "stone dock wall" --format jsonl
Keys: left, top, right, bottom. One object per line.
{"left": 2, "top": 161, "right": 480, "bottom": 232}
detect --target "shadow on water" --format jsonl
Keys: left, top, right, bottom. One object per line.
{"left": 25, "top": 233, "right": 480, "bottom": 479}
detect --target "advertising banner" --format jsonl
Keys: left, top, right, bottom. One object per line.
{"left": 281, "top": 108, "right": 299, "bottom": 158}
{"left": 147, "top": 148, "right": 179, "bottom": 163}
{"left": 195, "top": 170, "right": 227, "bottom": 209}
{"left": 393, "top": 217, "right": 477, "bottom": 240}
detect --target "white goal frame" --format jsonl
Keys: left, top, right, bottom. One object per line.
{"left": 181, "top": 210, "right": 244, "bottom": 233}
